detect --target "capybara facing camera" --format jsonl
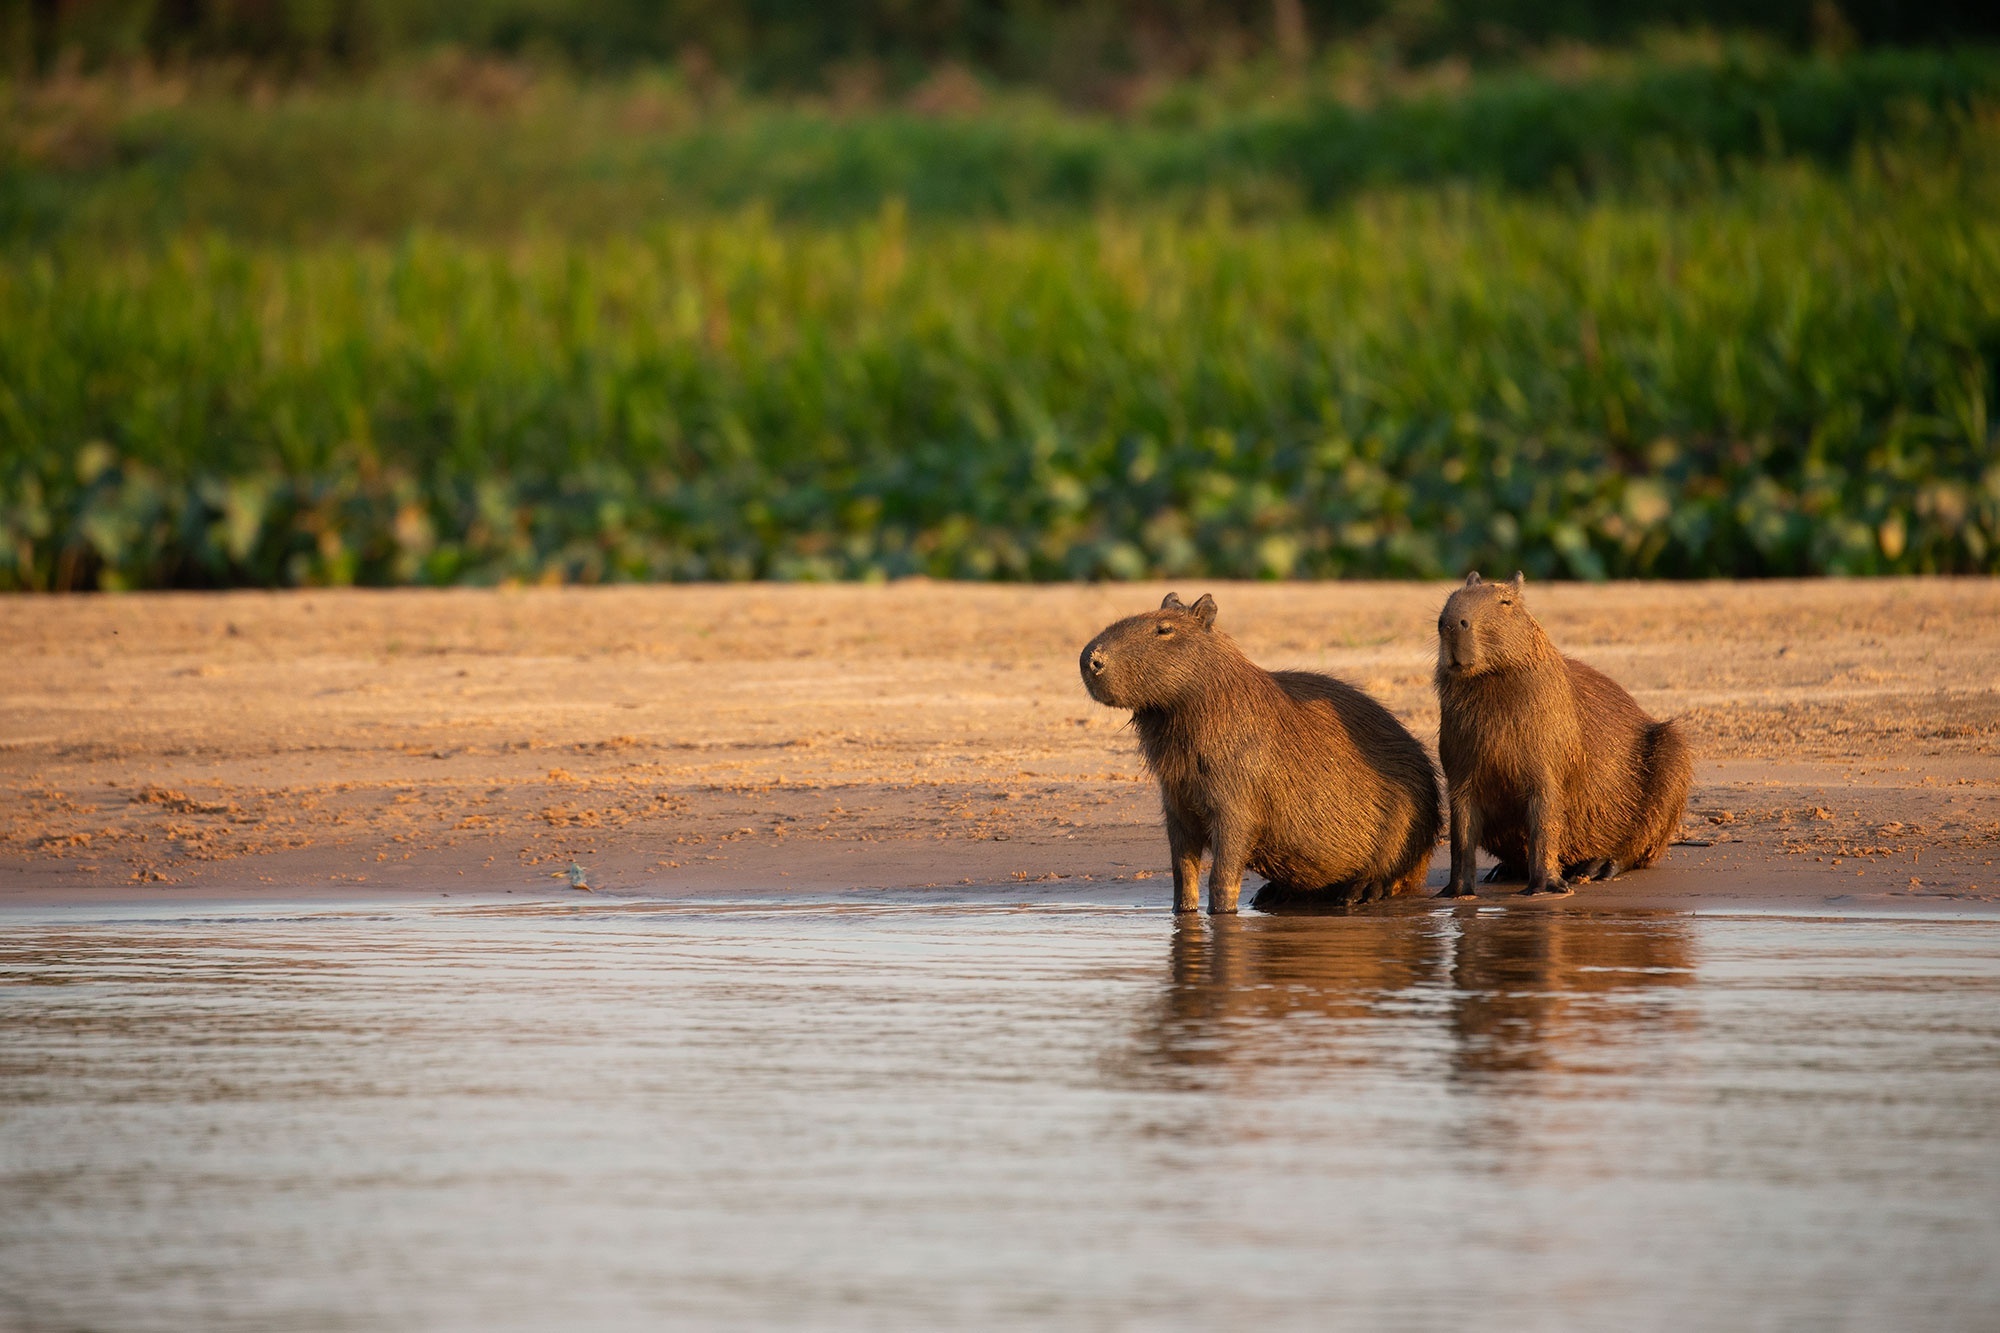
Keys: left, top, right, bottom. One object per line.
{"left": 1081, "top": 593, "right": 1441, "bottom": 913}
{"left": 1435, "top": 572, "right": 1693, "bottom": 897}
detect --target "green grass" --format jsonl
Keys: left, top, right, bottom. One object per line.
{"left": 5, "top": 46, "right": 1997, "bottom": 241}
{"left": 5, "top": 120, "right": 1997, "bottom": 589}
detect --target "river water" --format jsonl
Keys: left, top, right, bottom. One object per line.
{"left": 3, "top": 897, "right": 1998, "bottom": 1330}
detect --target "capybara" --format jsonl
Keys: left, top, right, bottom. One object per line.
{"left": 1434, "top": 572, "right": 1693, "bottom": 897}
{"left": 1080, "top": 592, "right": 1441, "bottom": 914}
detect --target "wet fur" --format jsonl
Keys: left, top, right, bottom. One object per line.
{"left": 1081, "top": 593, "right": 1442, "bottom": 914}
{"left": 1434, "top": 573, "right": 1693, "bottom": 897}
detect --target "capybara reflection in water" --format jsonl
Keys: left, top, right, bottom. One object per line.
{"left": 1080, "top": 592, "right": 1441, "bottom": 914}
{"left": 1435, "top": 572, "right": 1693, "bottom": 898}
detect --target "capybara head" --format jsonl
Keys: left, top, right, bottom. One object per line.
{"left": 1081, "top": 592, "right": 1223, "bottom": 709}
{"left": 1437, "top": 571, "right": 1540, "bottom": 676}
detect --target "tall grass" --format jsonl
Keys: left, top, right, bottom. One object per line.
{"left": 4, "top": 126, "right": 1996, "bottom": 589}
{"left": 5, "top": 47, "right": 1996, "bottom": 241}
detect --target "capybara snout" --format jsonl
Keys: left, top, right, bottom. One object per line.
{"left": 1436, "top": 577, "right": 1518, "bottom": 676}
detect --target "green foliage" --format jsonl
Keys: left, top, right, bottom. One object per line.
{"left": 7, "top": 0, "right": 1997, "bottom": 87}
{"left": 6, "top": 47, "right": 1997, "bottom": 241}
{"left": 4, "top": 126, "right": 1997, "bottom": 589}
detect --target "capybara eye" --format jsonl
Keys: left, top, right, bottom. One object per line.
{"left": 1155, "top": 623, "right": 1173, "bottom": 635}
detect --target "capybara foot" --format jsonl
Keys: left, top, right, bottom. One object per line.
{"left": 1482, "top": 861, "right": 1525, "bottom": 884}
{"left": 1516, "top": 881, "right": 1573, "bottom": 898}
{"left": 1436, "top": 885, "right": 1477, "bottom": 900}
{"left": 1566, "top": 858, "right": 1621, "bottom": 882}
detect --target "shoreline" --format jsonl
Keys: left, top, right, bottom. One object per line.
{"left": 4, "top": 580, "right": 1996, "bottom": 915}
{"left": 3, "top": 838, "right": 1995, "bottom": 918}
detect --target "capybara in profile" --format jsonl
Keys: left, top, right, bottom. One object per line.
{"left": 1434, "top": 572, "right": 1693, "bottom": 897}
{"left": 1080, "top": 592, "right": 1441, "bottom": 914}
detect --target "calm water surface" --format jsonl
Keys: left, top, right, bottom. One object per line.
{"left": 3, "top": 898, "right": 1998, "bottom": 1330}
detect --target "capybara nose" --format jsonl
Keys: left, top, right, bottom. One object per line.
{"left": 1088, "top": 650, "right": 1107, "bottom": 675}
{"left": 1458, "top": 618, "right": 1470, "bottom": 629}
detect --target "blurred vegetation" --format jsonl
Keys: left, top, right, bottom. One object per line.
{"left": 6, "top": 44, "right": 1998, "bottom": 239}
{"left": 4, "top": 109, "right": 1996, "bottom": 589}
{"left": 2, "top": 28, "right": 1998, "bottom": 588}
{"left": 6, "top": 0, "right": 1998, "bottom": 92}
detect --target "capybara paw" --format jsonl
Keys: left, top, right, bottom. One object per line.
{"left": 1566, "top": 858, "right": 1619, "bottom": 881}
{"left": 1517, "top": 881, "right": 1573, "bottom": 897}
{"left": 1436, "top": 885, "right": 1477, "bottom": 899}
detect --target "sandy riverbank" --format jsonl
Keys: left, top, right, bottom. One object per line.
{"left": 3, "top": 580, "right": 1996, "bottom": 913}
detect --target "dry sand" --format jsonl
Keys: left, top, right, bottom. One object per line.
{"left": 3, "top": 580, "right": 1997, "bottom": 913}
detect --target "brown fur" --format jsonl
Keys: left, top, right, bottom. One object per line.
{"left": 1080, "top": 592, "right": 1441, "bottom": 914}
{"left": 1434, "top": 572, "right": 1694, "bottom": 897}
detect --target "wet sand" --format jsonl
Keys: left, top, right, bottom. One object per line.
{"left": 2, "top": 580, "right": 1996, "bottom": 913}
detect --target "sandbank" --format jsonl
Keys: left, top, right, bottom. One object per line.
{"left": 3, "top": 580, "right": 1995, "bottom": 916}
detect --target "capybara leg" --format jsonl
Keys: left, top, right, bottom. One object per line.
{"left": 1167, "top": 819, "right": 1206, "bottom": 914}
{"left": 1206, "top": 827, "right": 1248, "bottom": 915}
{"left": 1518, "top": 786, "right": 1570, "bottom": 897}
{"left": 1482, "top": 860, "right": 1525, "bottom": 884}
{"left": 1171, "top": 853, "right": 1202, "bottom": 914}
{"left": 1566, "top": 857, "right": 1616, "bottom": 882}
{"left": 1392, "top": 858, "right": 1433, "bottom": 898}
{"left": 1439, "top": 791, "right": 1481, "bottom": 899}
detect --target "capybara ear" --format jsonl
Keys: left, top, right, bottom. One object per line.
{"left": 1510, "top": 571, "right": 1525, "bottom": 591}
{"left": 1160, "top": 592, "right": 1185, "bottom": 611}
{"left": 1464, "top": 571, "right": 1483, "bottom": 587}
{"left": 1190, "top": 593, "right": 1218, "bottom": 628}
